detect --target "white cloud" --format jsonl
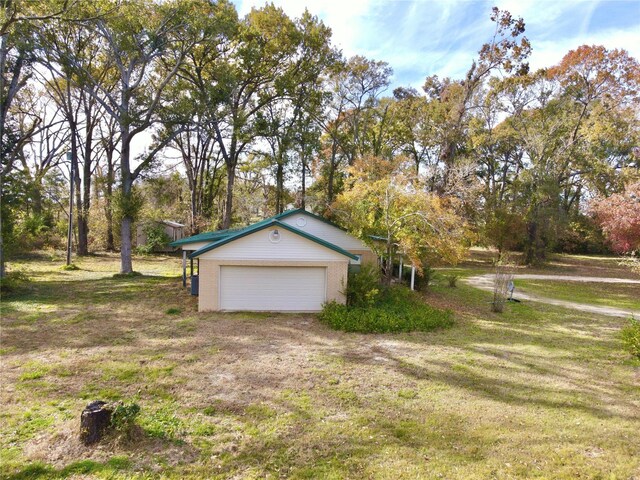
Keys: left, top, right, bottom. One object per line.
{"left": 235, "top": 0, "right": 377, "bottom": 55}
{"left": 530, "top": 27, "right": 640, "bottom": 71}
{"left": 233, "top": 0, "right": 640, "bottom": 89}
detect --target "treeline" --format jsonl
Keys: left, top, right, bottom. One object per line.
{"left": 1, "top": 0, "right": 639, "bottom": 275}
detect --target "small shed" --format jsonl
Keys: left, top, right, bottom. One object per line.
{"left": 136, "top": 220, "right": 185, "bottom": 252}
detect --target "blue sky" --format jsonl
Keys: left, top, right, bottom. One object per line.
{"left": 232, "top": 0, "right": 640, "bottom": 90}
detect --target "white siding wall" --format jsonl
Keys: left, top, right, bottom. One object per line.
{"left": 280, "top": 214, "right": 371, "bottom": 251}
{"left": 196, "top": 227, "right": 349, "bottom": 261}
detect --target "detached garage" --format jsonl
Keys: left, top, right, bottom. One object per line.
{"left": 190, "top": 219, "right": 357, "bottom": 312}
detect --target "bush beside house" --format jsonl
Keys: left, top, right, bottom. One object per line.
{"left": 320, "top": 265, "right": 453, "bottom": 334}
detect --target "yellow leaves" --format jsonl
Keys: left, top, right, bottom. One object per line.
{"left": 346, "top": 155, "right": 413, "bottom": 184}
{"left": 334, "top": 156, "right": 473, "bottom": 268}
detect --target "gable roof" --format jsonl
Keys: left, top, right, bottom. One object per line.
{"left": 274, "top": 208, "right": 347, "bottom": 232}
{"left": 188, "top": 219, "right": 358, "bottom": 261}
{"left": 169, "top": 209, "right": 347, "bottom": 248}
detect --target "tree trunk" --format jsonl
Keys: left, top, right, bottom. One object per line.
{"left": 276, "top": 160, "right": 284, "bottom": 214}
{"left": 77, "top": 124, "right": 94, "bottom": 256}
{"left": 327, "top": 140, "right": 338, "bottom": 207}
{"left": 74, "top": 155, "right": 86, "bottom": 256}
{"left": 119, "top": 123, "right": 133, "bottom": 274}
{"left": 105, "top": 157, "right": 115, "bottom": 251}
{"left": 190, "top": 185, "right": 198, "bottom": 234}
{"left": 120, "top": 215, "right": 133, "bottom": 273}
{"left": 80, "top": 401, "right": 112, "bottom": 446}
{"left": 77, "top": 209, "right": 88, "bottom": 255}
{"left": 0, "top": 178, "right": 5, "bottom": 278}
{"left": 32, "top": 178, "right": 43, "bottom": 216}
{"left": 384, "top": 240, "right": 393, "bottom": 286}
{"left": 300, "top": 152, "right": 306, "bottom": 209}
{"left": 222, "top": 165, "right": 235, "bottom": 229}
{"left": 66, "top": 124, "right": 79, "bottom": 265}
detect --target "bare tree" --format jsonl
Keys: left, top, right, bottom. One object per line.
{"left": 491, "top": 258, "right": 515, "bottom": 313}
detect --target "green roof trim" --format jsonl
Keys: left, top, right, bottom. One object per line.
{"left": 188, "top": 219, "right": 358, "bottom": 261}
{"left": 169, "top": 230, "right": 235, "bottom": 247}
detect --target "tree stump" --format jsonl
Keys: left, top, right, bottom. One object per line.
{"left": 80, "top": 401, "right": 112, "bottom": 445}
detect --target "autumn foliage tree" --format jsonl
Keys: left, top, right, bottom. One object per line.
{"left": 3, "top": 0, "right": 640, "bottom": 273}
{"left": 332, "top": 156, "right": 472, "bottom": 284}
{"left": 591, "top": 182, "right": 640, "bottom": 254}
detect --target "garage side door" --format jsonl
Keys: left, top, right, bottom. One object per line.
{"left": 219, "top": 266, "right": 326, "bottom": 311}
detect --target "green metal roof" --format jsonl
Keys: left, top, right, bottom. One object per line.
{"left": 170, "top": 209, "right": 346, "bottom": 248}
{"left": 188, "top": 219, "right": 358, "bottom": 260}
{"left": 168, "top": 229, "right": 236, "bottom": 247}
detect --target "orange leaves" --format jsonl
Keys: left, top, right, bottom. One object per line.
{"left": 548, "top": 45, "right": 640, "bottom": 106}
{"left": 591, "top": 182, "right": 640, "bottom": 254}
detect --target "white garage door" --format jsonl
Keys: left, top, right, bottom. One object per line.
{"left": 219, "top": 266, "right": 326, "bottom": 311}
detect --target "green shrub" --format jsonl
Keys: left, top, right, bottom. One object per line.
{"left": 320, "top": 286, "right": 453, "bottom": 334}
{"left": 112, "top": 271, "right": 143, "bottom": 279}
{"left": 554, "top": 215, "right": 608, "bottom": 255}
{"left": 402, "top": 262, "right": 436, "bottom": 290}
{"left": 110, "top": 401, "right": 141, "bottom": 438}
{"left": 621, "top": 318, "right": 640, "bottom": 359}
{"left": 446, "top": 274, "right": 459, "bottom": 288}
{"left": 346, "top": 263, "right": 381, "bottom": 307}
{"left": 165, "top": 307, "right": 181, "bottom": 315}
{"left": 15, "top": 214, "right": 64, "bottom": 250}
{"left": 0, "top": 270, "right": 30, "bottom": 294}
{"left": 61, "top": 263, "right": 80, "bottom": 271}
{"left": 135, "top": 222, "right": 170, "bottom": 255}
{"left": 421, "top": 264, "right": 438, "bottom": 289}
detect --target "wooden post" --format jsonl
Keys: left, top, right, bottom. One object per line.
{"left": 190, "top": 257, "right": 193, "bottom": 278}
{"left": 399, "top": 258, "right": 403, "bottom": 281}
{"left": 182, "top": 250, "right": 187, "bottom": 288}
{"left": 410, "top": 266, "right": 416, "bottom": 291}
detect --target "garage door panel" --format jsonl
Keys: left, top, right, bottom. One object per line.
{"left": 220, "top": 266, "right": 326, "bottom": 311}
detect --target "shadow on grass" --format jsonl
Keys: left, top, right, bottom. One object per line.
{"left": 3, "top": 425, "right": 200, "bottom": 480}
{"left": 363, "top": 350, "right": 637, "bottom": 421}
{"left": 3, "top": 457, "right": 130, "bottom": 480}
{"left": 195, "top": 299, "right": 636, "bottom": 423}
{"left": 195, "top": 380, "right": 491, "bottom": 479}
{"left": 1, "top": 276, "right": 199, "bottom": 353}
{"left": 3, "top": 262, "right": 638, "bottom": 478}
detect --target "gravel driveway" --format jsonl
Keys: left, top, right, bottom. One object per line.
{"left": 464, "top": 274, "right": 640, "bottom": 318}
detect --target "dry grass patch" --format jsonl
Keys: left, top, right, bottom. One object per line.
{"left": 1, "top": 253, "right": 639, "bottom": 479}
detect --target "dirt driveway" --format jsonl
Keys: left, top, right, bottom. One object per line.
{"left": 464, "top": 274, "right": 640, "bottom": 318}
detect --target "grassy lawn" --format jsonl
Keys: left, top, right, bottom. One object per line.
{"left": 1, "top": 252, "right": 639, "bottom": 479}
{"left": 515, "top": 279, "right": 640, "bottom": 311}
{"left": 446, "top": 248, "right": 640, "bottom": 280}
